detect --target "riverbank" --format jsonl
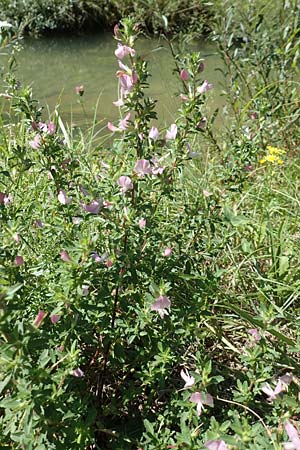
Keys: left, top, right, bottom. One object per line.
{"left": 0, "top": 0, "right": 212, "bottom": 36}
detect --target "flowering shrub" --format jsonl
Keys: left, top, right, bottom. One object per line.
{"left": 1, "top": 12, "right": 300, "bottom": 450}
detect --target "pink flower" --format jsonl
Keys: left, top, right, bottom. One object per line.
{"left": 113, "top": 23, "right": 119, "bottom": 38}
{"left": 60, "top": 250, "right": 72, "bottom": 263}
{"left": 29, "top": 134, "right": 41, "bottom": 149}
{"left": 180, "top": 69, "right": 189, "bottom": 81}
{"left": 149, "top": 126, "right": 159, "bottom": 141}
{"left": 113, "top": 98, "right": 124, "bottom": 107}
{"left": 106, "top": 259, "right": 113, "bottom": 268}
{"left": 190, "top": 392, "right": 214, "bottom": 415}
{"left": 72, "top": 368, "right": 84, "bottom": 377}
{"left": 72, "top": 217, "right": 83, "bottom": 225}
{"left": 48, "top": 121, "right": 55, "bottom": 135}
{"left": 139, "top": 218, "right": 146, "bottom": 229}
{"left": 0, "top": 192, "right": 5, "bottom": 203}
{"left": 163, "top": 247, "right": 172, "bottom": 257}
{"left": 180, "top": 369, "right": 195, "bottom": 388}
{"left": 251, "top": 112, "right": 258, "bottom": 120}
{"left": 284, "top": 421, "right": 300, "bottom": 450}
{"left": 166, "top": 123, "right": 177, "bottom": 141}
{"left": 151, "top": 158, "right": 166, "bottom": 176}
{"left": 248, "top": 328, "right": 261, "bottom": 342}
{"left": 13, "top": 233, "right": 20, "bottom": 243}
{"left": 180, "top": 93, "right": 189, "bottom": 102}
{"left": 119, "top": 112, "right": 131, "bottom": 130}
{"left": 198, "top": 62, "right": 205, "bottom": 72}
{"left": 50, "top": 314, "right": 61, "bottom": 324}
{"left": 150, "top": 295, "right": 171, "bottom": 319}
{"left": 34, "top": 219, "right": 44, "bottom": 228}
{"left": 197, "top": 116, "right": 207, "bottom": 129}
{"left": 108, "top": 112, "right": 131, "bottom": 132}
{"left": 34, "top": 310, "right": 46, "bottom": 327}
{"left": 197, "top": 80, "right": 213, "bottom": 94}
{"left": 14, "top": 255, "right": 24, "bottom": 266}
{"left": 134, "top": 159, "right": 152, "bottom": 177}
{"left": 91, "top": 252, "right": 108, "bottom": 263}
{"left": 261, "top": 376, "right": 291, "bottom": 402}
{"left": 38, "top": 122, "right": 47, "bottom": 132}
{"left": 117, "top": 176, "right": 133, "bottom": 193}
{"left": 75, "top": 85, "right": 84, "bottom": 96}
{"left": 58, "top": 189, "right": 72, "bottom": 205}
{"left": 205, "top": 440, "right": 228, "bottom": 450}
{"left": 81, "top": 199, "right": 102, "bottom": 214}
{"left": 3, "top": 193, "right": 13, "bottom": 206}
{"left": 118, "top": 72, "right": 134, "bottom": 95}
{"left": 115, "top": 43, "right": 135, "bottom": 59}
{"left": 82, "top": 285, "right": 89, "bottom": 296}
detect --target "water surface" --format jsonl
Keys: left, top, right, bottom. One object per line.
{"left": 16, "top": 33, "right": 223, "bottom": 129}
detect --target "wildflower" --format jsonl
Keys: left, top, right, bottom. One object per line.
{"left": 134, "top": 159, "right": 152, "bottom": 177}
{"left": 197, "top": 80, "right": 213, "bottom": 94}
{"left": 180, "top": 369, "right": 195, "bottom": 388}
{"left": 60, "top": 250, "right": 72, "bottom": 263}
{"left": 106, "top": 259, "right": 113, "bottom": 268}
{"left": 117, "top": 176, "right": 133, "bottom": 193}
{"left": 261, "top": 375, "right": 291, "bottom": 402}
{"left": 203, "top": 189, "right": 212, "bottom": 197}
{"left": 197, "top": 116, "right": 207, "bottom": 129}
{"left": 149, "top": 126, "right": 159, "bottom": 141}
{"left": 180, "top": 69, "right": 189, "bottom": 81}
{"left": 139, "top": 218, "right": 146, "bottom": 229}
{"left": 48, "top": 121, "right": 55, "bottom": 135}
{"left": 14, "top": 255, "right": 24, "bottom": 266}
{"left": 50, "top": 314, "right": 61, "bottom": 324}
{"left": 259, "top": 146, "right": 285, "bottom": 165}
{"left": 108, "top": 112, "right": 131, "bottom": 132}
{"left": 251, "top": 112, "right": 258, "bottom": 120}
{"left": 190, "top": 392, "right": 214, "bottom": 415}
{"left": 205, "top": 440, "right": 228, "bottom": 450}
{"left": 34, "top": 219, "right": 44, "bottom": 228}
{"left": 38, "top": 122, "right": 47, "bottom": 132}
{"left": 150, "top": 295, "right": 171, "bottom": 318}
{"left": 180, "top": 93, "right": 189, "bottom": 102}
{"left": 3, "top": 193, "right": 13, "bottom": 206}
{"left": 284, "top": 421, "right": 300, "bottom": 450}
{"left": 34, "top": 310, "right": 46, "bottom": 327}
{"left": 151, "top": 157, "right": 166, "bottom": 175}
{"left": 81, "top": 199, "right": 102, "bottom": 214}
{"left": 198, "top": 62, "right": 205, "bottom": 72}
{"left": 13, "top": 233, "right": 20, "bottom": 243}
{"left": 72, "top": 217, "right": 83, "bottom": 225}
{"left": 75, "top": 85, "right": 84, "bottom": 96}
{"left": 166, "top": 123, "right": 177, "bottom": 141}
{"left": 72, "top": 368, "right": 84, "bottom": 377}
{"left": 113, "top": 23, "right": 119, "bottom": 38}
{"left": 115, "top": 43, "right": 135, "bottom": 59}
{"left": 248, "top": 328, "right": 261, "bottom": 342}
{"left": 163, "top": 247, "right": 172, "bottom": 257}
{"left": 58, "top": 189, "right": 72, "bottom": 205}
{"left": 82, "top": 285, "right": 89, "bottom": 296}
{"left": 29, "top": 134, "right": 41, "bottom": 149}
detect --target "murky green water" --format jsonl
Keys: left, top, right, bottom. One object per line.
{"left": 15, "top": 33, "right": 223, "bottom": 129}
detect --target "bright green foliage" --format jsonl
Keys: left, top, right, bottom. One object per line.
{"left": 1, "top": 6, "right": 300, "bottom": 450}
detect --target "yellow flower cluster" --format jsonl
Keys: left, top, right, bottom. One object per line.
{"left": 259, "top": 146, "right": 285, "bottom": 165}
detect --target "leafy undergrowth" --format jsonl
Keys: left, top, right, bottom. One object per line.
{"left": 1, "top": 5, "right": 300, "bottom": 450}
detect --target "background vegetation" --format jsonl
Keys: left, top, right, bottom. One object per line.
{"left": 0, "top": 0, "right": 212, "bottom": 35}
